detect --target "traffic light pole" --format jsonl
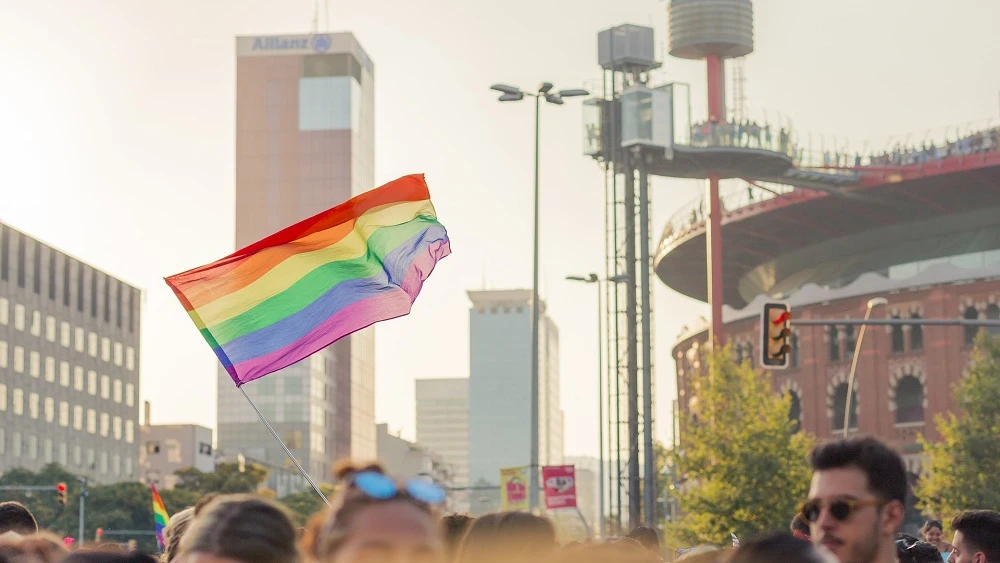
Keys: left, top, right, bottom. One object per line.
{"left": 791, "top": 319, "right": 1000, "bottom": 327}
{"left": 77, "top": 477, "right": 87, "bottom": 544}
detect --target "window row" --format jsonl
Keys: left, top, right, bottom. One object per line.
{"left": 0, "top": 349, "right": 135, "bottom": 404}
{"left": 0, "top": 429, "right": 134, "bottom": 477}
{"left": 0, "top": 384, "right": 135, "bottom": 442}
{"left": 0, "top": 225, "right": 138, "bottom": 332}
{"left": 786, "top": 374, "right": 927, "bottom": 433}
{"left": 0, "top": 303, "right": 136, "bottom": 370}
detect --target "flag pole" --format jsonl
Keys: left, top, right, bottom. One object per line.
{"left": 239, "top": 387, "right": 331, "bottom": 507}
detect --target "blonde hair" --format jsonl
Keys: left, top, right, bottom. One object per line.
{"left": 162, "top": 507, "right": 194, "bottom": 563}
{"left": 179, "top": 495, "right": 298, "bottom": 563}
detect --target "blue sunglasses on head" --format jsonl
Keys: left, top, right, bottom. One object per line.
{"left": 351, "top": 471, "right": 447, "bottom": 505}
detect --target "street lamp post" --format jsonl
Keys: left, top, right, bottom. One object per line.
{"left": 493, "top": 82, "right": 589, "bottom": 513}
{"left": 567, "top": 273, "right": 626, "bottom": 535}
{"left": 843, "top": 297, "right": 888, "bottom": 439}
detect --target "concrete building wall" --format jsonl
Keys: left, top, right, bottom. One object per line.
{"left": 415, "top": 378, "right": 469, "bottom": 511}
{"left": 140, "top": 424, "right": 215, "bottom": 489}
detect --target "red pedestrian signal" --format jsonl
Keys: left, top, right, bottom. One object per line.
{"left": 95, "top": 528, "right": 104, "bottom": 542}
{"left": 761, "top": 302, "right": 791, "bottom": 369}
{"left": 56, "top": 482, "right": 67, "bottom": 505}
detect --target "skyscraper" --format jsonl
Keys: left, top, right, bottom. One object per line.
{"left": 0, "top": 222, "right": 141, "bottom": 483}
{"left": 415, "top": 378, "right": 469, "bottom": 511}
{"left": 217, "top": 32, "right": 375, "bottom": 496}
{"left": 467, "top": 289, "right": 563, "bottom": 513}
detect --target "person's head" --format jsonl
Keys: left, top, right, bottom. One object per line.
{"left": 895, "top": 535, "right": 943, "bottom": 563}
{"left": 177, "top": 494, "right": 299, "bottom": 563}
{"left": 440, "top": 515, "right": 473, "bottom": 562}
{"left": 804, "top": 437, "right": 907, "bottom": 563}
{"left": 675, "top": 545, "right": 723, "bottom": 563}
{"left": 791, "top": 514, "right": 812, "bottom": 541}
{"left": 193, "top": 494, "right": 219, "bottom": 517}
{"left": 0, "top": 502, "right": 38, "bottom": 536}
{"left": 949, "top": 510, "right": 1000, "bottom": 563}
{"left": 625, "top": 526, "right": 659, "bottom": 553}
{"left": 920, "top": 520, "right": 944, "bottom": 547}
{"left": 302, "top": 461, "right": 443, "bottom": 563}
{"left": 0, "top": 532, "right": 68, "bottom": 563}
{"left": 554, "top": 541, "right": 657, "bottom": 563}
{"left": 456, "top": 512, "right": 555, "bottom": 563}
{"left": 65, "top": 551, "right": 160, "bottom": 563}
{"left": 728, "top": 534, "right": 836, "bottom": 563}
{"left": 162, "top": 507, "right": 195, "bottom": 563}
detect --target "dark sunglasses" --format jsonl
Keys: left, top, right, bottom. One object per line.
{"left": 351, "top": 471, "right": 447, "bottom": 505}
{"left": 800, "top": 497, "right": 884, "bottom": 523}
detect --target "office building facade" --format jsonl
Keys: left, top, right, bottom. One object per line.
{"left": 467, "top": 290, "right": 563, "bottom": 512}
{"left": 0, "top": 223, "right": 141, "bottom": 483}
{"left": 218, "top": 32, "right": 376, "bottom": 496}
{"left": 415, "top": 378, "right": 469, "bottom": 512}
{"left": 140, "top": 423, "right": 215, "bottom": 489}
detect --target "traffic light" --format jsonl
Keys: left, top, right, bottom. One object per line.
{"left": 761, "top": 302, "right": 791, "bottom": 369}
{"left": 95, "top": 528, "right": 104, "bottom": 543}
{"left": 56, "top": 482, "right": 67, "bottom": 505}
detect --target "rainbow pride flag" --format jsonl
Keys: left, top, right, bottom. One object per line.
{"left": 151, "top": 484, "right": 169, "bottom": 551}
{"left": 166, "top": 174, "right": 451, "bottom": 386}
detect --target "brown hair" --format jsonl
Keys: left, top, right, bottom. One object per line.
{"left": 161, "top": 507, "right": 194, "bottom": 563}
{"left": 456, "top": 512, "right": 555, "bottom": 563}
{"left": 179, "top": 495, "right": 298, "bottom": 563}
{"left": 0, "top": 532, "right": 69, "bottom": 563}
{"left": 301, "top": 460, "right": 438, "bottom": 561}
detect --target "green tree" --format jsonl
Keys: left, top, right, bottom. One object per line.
{"left": 279, "top": 484, "right": 337, "bottom": 526}
{"left": 666, "top": 345, "right": 813, "bottom": 547}
{"left": 916, "top": 331, "right": 1000, "bottom": 517}
{"left": 0, "top": 463, "right": 78, "bottom": 534}
{"left": 172, "top": 462, "right": 268, "bottom": 496}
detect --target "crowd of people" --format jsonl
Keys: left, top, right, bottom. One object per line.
{"left": 0, "top": 437, "right": 997, "bottom": 563}
{"left": 690, "top": 119, "right": 794, "bottom": 156}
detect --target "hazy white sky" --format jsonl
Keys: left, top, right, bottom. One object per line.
{"left": 1, "top": 0, "right": 998, "bottom": 458}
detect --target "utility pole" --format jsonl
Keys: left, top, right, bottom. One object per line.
{"left": 77, "top": 477, "right": 88, "bottom": 543}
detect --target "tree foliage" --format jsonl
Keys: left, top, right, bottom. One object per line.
{"left": 279, "top": 484, "right": 337, "bottom": 526}
{"left": 666, "top": 345, "right": 813, "bottom": 547}
{"left": 916, "top": 331, "right": 1000, "bottom": 517}
{"left": 172, "top": 462, "right": 268, "bottom": 496}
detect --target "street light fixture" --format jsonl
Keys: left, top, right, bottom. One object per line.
{"left": 842, "top": 297, "right": 889, "bottom": 439}
{"left": 494, "top": 81, "right": 589, "bottom": 513}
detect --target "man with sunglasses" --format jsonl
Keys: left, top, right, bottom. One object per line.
{"left": 802, "top": 437, "right": 907, "bottom": 563}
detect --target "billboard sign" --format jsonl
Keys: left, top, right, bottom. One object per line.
{"left": 542, "top": 465, "right": 577, "bottom": 509}
{"left": 500, "top": 467, "right": 529, "bottom": 511}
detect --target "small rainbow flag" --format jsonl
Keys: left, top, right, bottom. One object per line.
{"left": 166, "top": 174, "right": 451, "bottom": 386}
{"left": 151, "top": 484, "right": 169, "bottom": 551}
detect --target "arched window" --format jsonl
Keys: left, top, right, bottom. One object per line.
{"left": 910, "top": 313, "right": 924, "bottom": 351}
{"left": 829, "top": 326, "right": 840, "bottom": 362}
{"left": 843, "top": 324, "right": 857, "bottom": 360}
{"left": 832, "top": 383, "right": 858, "bottom": 431}
{"left": 788, "top": 391, "right": 802, "bottom": 434}
{"left": 790, "top": 333, "right": 800, "bottom": 368}
{"left": 964, "top": 306, "right": 980, "bottom": 345}
{"left": 891, "top": 315, "right": 905, "bottom": 354}
{"left": 987, "top": 304, "right": 1000, "bottom": 337}
{"left": 895, "top": 375, "right": 925, "bottom": 424}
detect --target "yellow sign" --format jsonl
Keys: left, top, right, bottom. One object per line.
{"left": 500, "top": 467, "right": 529, "bottom": 511}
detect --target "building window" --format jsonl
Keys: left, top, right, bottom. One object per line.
{"left": 112, "top": 454, "right": 121, "bottom": 476}
{"left": 88, "top": 371, "right": 98, "bottom": 395}
{"left": 75, "top": 327, "right": 84, "bottom": 352}
{"left": 125, "top": 457, "right": 133, "bottom": 477}
{"left": 910, "top": 313, "right": 924, "bottom": 351}
{"left": 74, "top": 367, "right": 84, "bottom": 391}
{"left": 13, "top": 346, "right": 24, "bottom": 373}
{"left": 87, "top": 409, "right": 96, "bottom": 434}
{"left": 0, "top": 384, "right": 6, "bottom": 411}
{"left": 73, "top": 406, "right": 83, "bottom": 430}
{"left": 14, "top": 304, "right": 24, "bottom": 331}
{"left": 127, "top": 289, "right": 134, "bottom": 333}
{"left": 115, "top": 281, "right": 123, "bottom": 328}
{"left": 60, "top": 322, "right": 70, "bottom": 347}
{"left": 99, "top": 451, "right": 108, "bottom": 474}
{"left": 891, "top": 315, "right": 905, "bottom": 354}
{"left": 843, "top": 324, "right": 856, "bottom": 360}
{"left": 125, "top": 383, "right": 135, "bottom": 407}
{"left": 101, "top": 338, "right": 110, "bottom": 362}
{"left": 27, "top": 435, "right": 37, "bottom": 459}
{"left": 30, "top": 310, "right": 40, "bottom": 336}
{"left": 126, "top": 420, "right": 134, "bottom": 444}
{"left": 17, "top": 233, "right": 25, "bottom": 288}
{"left": 45, "top": 316, "right": 56, "bottom": 342}
{"left": 28, "top": 392, "right": 38, "bottom": 419}
{"left": 44, "top": 439, "right": 53, "bottom": 463}
{"left": 114, "top": 342, "right": 123, "bottom": 366}
{"left": 32, "top": 242, "right": 41, "bottom": 294}
{"left": 895, "top": 375, "right": 925, "bottom": 424}
{"left": 198, "top": 442, "right": 213, "bottom": 456}
{"left": 788, "top": 390, "right": 802, "bottom": 434}
{"left": 0, "top": 298, "right": 7, "bottom": 325}
{"left": 100, "top": 375, "right": 110, "bottom": 399}
{"left": 964, "top": 305, "right": 980, "bottom": 345}
{"left": 48, "top": 250, "right": 56, "bottom": 300}
{"left": 88, "top": 332, "right": 97, "bottom": 357}
{"left": 988, "top": 304, "right": 1000, "bottom": 337}
{"left": 126, "top": 347, "right": 135, "bottom": 371}
{"left": 147, "top": 441, "right": 160, "bottom": 455}
{"left": 58, "top": 442, "right": 67, "bottom": 466}
{"left": 90, "top": 270, "right": 97, "bottom": 318}
{"left": 29, "top": 351, "right": 40, "bottom": 378}
{"left": 73, "top": 446, "right": 81, "bottom": 466}
{"left": 12, "top": 432, "right": 21, "bottom": 457}
{"left": 831, "top": 382, "right": 858, "bottom": 431}
{"left": 113, "top": 416, "right": 122, "bottom": 440}
{"left": 44, "top": 397, "right": 54, "bottom": 423}
{"left": 45, "top": 357, "right": 55, "bottom": 382}
{"left": 60, "top": 361, "right": 70, "bottom": 387}
{"left": 103, "top": 275, "right": 110, "bottom": 323}
{"left": 62, "top": 255, "right": 70, "bottom": 307}
{"left": 59, "top": 401, "right": 69, "bottom": 427}
{"left": 76, "top": 261, "right": 84, "bottom": 313}
{"left": 100, "top": 413, "right": 109, "bottom": 437}
{"left": 113, "top": 380, "right": 122, "bottom": 403}
{"left": 0, "top": 341, "right": 6, "bottom": 369}
{"left": 0, "top": 429, "right": 4, "bottom": 455}
{"left": 86, "top": 448, "right": 95, "bottom": 469}
{"left": 0, "top": 226, "right": 8, "bottom": 281}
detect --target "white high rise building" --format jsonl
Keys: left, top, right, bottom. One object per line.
{"left": 415, "top": 378, "right": 469, "bottom": 512}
